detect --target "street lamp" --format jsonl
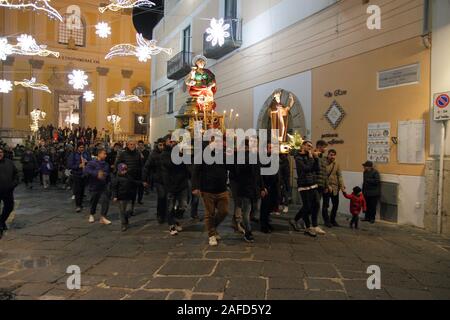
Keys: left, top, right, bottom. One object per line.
{"left": 107, "top": 114, "right": 121, "bottom": 143}
{"left": 30, "top": 108, "right": 46, "bottom": 140}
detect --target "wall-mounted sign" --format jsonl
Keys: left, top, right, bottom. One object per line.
{"left": 377, "top": 63, "right": 420, "bottom": 90}
{"left": 321, "top": 133, "right": 344, "bottom": 145}
{"left": 367, "top": 122, "right": 390, "bottom": 164}
{"left": 433, "top": 92, "right": 450, "bottom": 121}
{"left": 324, "top": 100, "right": 346, "bottom": 129}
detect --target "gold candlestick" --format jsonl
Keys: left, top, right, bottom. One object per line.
{"left": 229, "top": 109, "right": 234, "bottom": 129}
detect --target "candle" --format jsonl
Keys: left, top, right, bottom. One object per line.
{"left": 229, "top": 109, "right": 234, "bottom": 128}
{"left": 235, "top": 114, "right": 239, "bottom": 129}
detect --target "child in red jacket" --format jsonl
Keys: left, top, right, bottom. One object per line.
{"left": 343, "top": 187, "right": 367, "bottom": 229}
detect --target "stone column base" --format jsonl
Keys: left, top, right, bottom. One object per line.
{"left": 424, "top": 158, "right": 450, "bottom": 235}
{"left": 0, "top": 129, "right": 31, "bottom": 146}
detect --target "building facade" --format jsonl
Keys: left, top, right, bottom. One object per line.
{"left": 150, "top": 0, "right": 450, "bottom": 234}
{"left": 0, "top": 0, "right": 151, "bottom": 144}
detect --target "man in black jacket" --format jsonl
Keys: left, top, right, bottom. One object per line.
{"left": 192, "top": 140, "right": 229, "bottom": 247}
{"left": 362, "top": 161, "right": 381, "bottom": 224}
{"left": 161, "top": 140, "right": 189, "bottom": 236}
{"left": 290, "top": 141, "right": 321, "bottom": 237}
{"left": 0, "top": 147, "right": 19, "bottom": 239}
{"left": 115, "top": 140, "right": 144, "bottom": 215}
{"left": 144, "top": 138, "right": 167, "bottom": 224}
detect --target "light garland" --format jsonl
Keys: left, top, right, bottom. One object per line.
{"left": 1, "top": 34, "right": 60, "bottom": 60}
{"left": 0, "top": 79, "right": 13, "bottom": 93}
{"left": 30, "top": 108, "right": 46, "bottom": 133}
{"left": 68, "top": 70, "right": 88, "bottom": 90}
{"left": 107, "top": 90, "right": 142, "bottom": 103}
{"left": 14, "top": 77, "right": 51, "bottom": 93}
{"left": 95, "top": 22, "right": 112, "bottom": 39}
{"left": 0, "top": 38, "right": 13, "bottom": 61}
{"left": 206, "top": 18, "right": 231, "bottom": 47}
{"left": 99, "top": 0, "right": 155, "bottom": 13}
{"left": 0, "top": 0, "right": 63, "bottom": 22}
{"left": 105, "top": 33, "right": 172, "bottom": 63}
{"left": 83, "top": 91, "right": 95, "bottom": 102}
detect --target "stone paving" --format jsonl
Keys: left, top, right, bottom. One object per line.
{"left": 1, "top": 185, "right": 450, "bottom": 300}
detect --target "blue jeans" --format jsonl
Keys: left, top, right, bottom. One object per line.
{"left": 240, "top": 197, "right": 257, "bottom": 232}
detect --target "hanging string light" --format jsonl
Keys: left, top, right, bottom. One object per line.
{"left": 206, "top": 18, "right": 231, "bottom": 47}
{"left": 14, "top": 77, "right": 51, "bottom": 93}
{"left": 1, "top": 34, "right": 60, "bottom": 60}
{"left": 0, "top": 0, "right": 63, "bottom": 22}
{"left": 68, "top": 70, "right": 88, "bottom": 90}
{"left": 95, "top": 22, "right": 112, "bottom": 39}
{"left": 99, "top": 0, "right": 155, "bottom": 13}
{"left": 105, "top": 33, "right": 172, "bottom": 63}
{"left": 0, "top": 79, "right": 13, "bottom": 93}
{"left": 83, "top": 91, "right": 95, "bottom": 102}
{"left": 107, "top": 90, "right": 142, "bottom": 103}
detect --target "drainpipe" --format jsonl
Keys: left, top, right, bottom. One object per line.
{"left": 437, "top": 121, "right": 447, "bottom": 234}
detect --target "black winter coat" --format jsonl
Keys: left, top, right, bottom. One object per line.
{"left": 111, "top": 174, "right": 141, "bottom": 200}
{"left": 0, "top": 158, "right": 19, "bottom": 194}
{"left": 235, "top": 153, "right": 263, "bottom": 200}
{"left": 115, "top": 149, "right": 143, "bottom": 180}
{"left": 363, "top": 169, "right": 381, "bottom": 197}
{"left": 295, "top": 153, "right": 319, "bottom": 188}
{"left": 143, "top": 149, "right": 165, "bottom": 185}
{"left": 161, "top": 148, "right": 190, "bottom": 194}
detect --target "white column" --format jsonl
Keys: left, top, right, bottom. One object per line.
{"left": 430, "top": 0, "right": 450, "bottom": 156}
{"left": 121, "top": 69, "right": 134, "bottom": 134}
{"left": 96, "top": 67, "right": 110, "bottom": 130}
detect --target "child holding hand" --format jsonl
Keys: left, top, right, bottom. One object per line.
{"left": 343, "top": 187, "right": 367, "bottom": 229}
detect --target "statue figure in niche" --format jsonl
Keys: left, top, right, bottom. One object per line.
{"left": 16, "top": 88, "right": 28, "bottom": 117}
{"left": 269, "top": 90, "right": 295, "bottom": 143}
{"left": 185, "top": 55, "right": 217, "bottom": 112}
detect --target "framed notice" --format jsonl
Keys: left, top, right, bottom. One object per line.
{"left": 377, "top": 63, "right": 420, "bottom": 90}
{"left": 398, "top": 120, "right": 425, "bottom": 164}
{"left": 367, "top": 123, "right": 390, "bottom": 164}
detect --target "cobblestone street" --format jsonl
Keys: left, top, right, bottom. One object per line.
{"left": 1, "top": 186, "right": 450, "bottom": 300}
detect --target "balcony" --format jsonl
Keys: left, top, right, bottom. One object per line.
{"left": 203, "top": 18, "right": 242, "bottom": 60}
{"left": 167, "top": 51, "right": 192, "bottom": 80}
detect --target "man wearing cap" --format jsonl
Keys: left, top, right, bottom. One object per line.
{"left": 362, "top": 161, "right": 381, "bottom": 224}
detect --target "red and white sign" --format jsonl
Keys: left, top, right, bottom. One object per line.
{"left": 434, "top": 92, "right": 450, "bottom": 121}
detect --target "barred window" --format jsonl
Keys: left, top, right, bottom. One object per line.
{"left": 58, "top": 5, "right": 86, "bottom": 47}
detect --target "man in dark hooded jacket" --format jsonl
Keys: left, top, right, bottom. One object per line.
{"left": 0, "top": 147, "right": 19, "bottom": 239}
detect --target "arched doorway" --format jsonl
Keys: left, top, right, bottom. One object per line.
{"left": 256, "top": 89, "right": 307, "bottom": 138}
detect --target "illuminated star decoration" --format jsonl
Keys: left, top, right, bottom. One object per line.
{"left": 0, "top": 38, "right": 13, "bottom": 61}
{"left": 206, "top": 18, "right": 231, "bottom": 47}
{"left": 68, "top": 70, "right": 89, "bottom": 90}
{"left": 10, "top": 34, "right": 60, "bottom": 58}
{"left": 105, "top": 33, "right": 172, "bottom": 63}
{"left": 0, "top": 79, "right": 13, "bottom": 93}
{"left": 0, "top": 0, "right": 63, "bottom": 22}
{"left": 83, "top": 91, "right": 95, "bottom": 102}
{"left": 99, "top": 0, "right": 155, "bottom": 13}
{"left": 14, "top": 77, "right": 51, "bottom": 93}
{"left": 107, "top": 90, "right": 142, "bottom": 103}
{"left": 95, "top": 22, "right": 112, "bottom": 39}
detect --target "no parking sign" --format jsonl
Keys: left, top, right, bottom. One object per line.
{"left": 434, "top": 92, "right": 450, "bottom": 121}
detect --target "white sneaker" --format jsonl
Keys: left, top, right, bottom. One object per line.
{"left": 169, "top": 226, "right": 178, "bottom": 236}
{"left": 209, "top": 236, "right": 218, "bottom": 246}
{"left": 71, "top": 195, "right": 75, "bottom": 200}
{"left": 283, "top": 206, "right": 289, "bottom": 214}
{"left": 99, "top": 217, "right": 112, "bottom": 225}
{"left": 215, "top": 233, "right": 221, "bottom": 241}
{"left": 89, "top": 215, "right": 95, "bottom": 223}
{"left": 175, "top": 224, "right": 183, "bottom": 232}
{"left": 315, "top": 227, "right": 326, "bottom": 235}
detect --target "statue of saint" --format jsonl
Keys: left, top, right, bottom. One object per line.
{"left": 185, "top": 55, "right": 217, "bottom": 112}
{"left": 17, "top": 98, "right": 27, "bottom": 117}
{"left": 269, "top": 91, "right": 295, "bottom": 143}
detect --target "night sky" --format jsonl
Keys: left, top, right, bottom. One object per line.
{"left": 132, "top": 0, "right": 165, "bottom": 40}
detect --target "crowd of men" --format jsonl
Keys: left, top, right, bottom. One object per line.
{"left": 0, "top": 134, "right": 381, "bottom": 246}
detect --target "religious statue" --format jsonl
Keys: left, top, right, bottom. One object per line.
{"left": 269, "top": 90, "right": 295, "bottom": 143}
{"left": 17, "top": 98, "right": 27, "bottom": 117}
{"left": 185, "top": 55, "right": 217, "bottom": 112}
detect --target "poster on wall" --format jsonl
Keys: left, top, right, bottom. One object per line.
{"left": 367, "top": 122, "right": 391, "bottom": 164}
{"left": 398, "top": 120, "right": 425, "bottom": 164}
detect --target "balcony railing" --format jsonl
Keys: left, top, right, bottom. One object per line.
{"left": 203, "top": 18, "right": 243, "bottom": 60}
{"left": 167, "top": 51, "right": 192, "bottom": 80}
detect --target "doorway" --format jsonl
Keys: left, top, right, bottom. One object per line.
{"left": 58, "top": 94, "right": 83, "bottom": 129}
